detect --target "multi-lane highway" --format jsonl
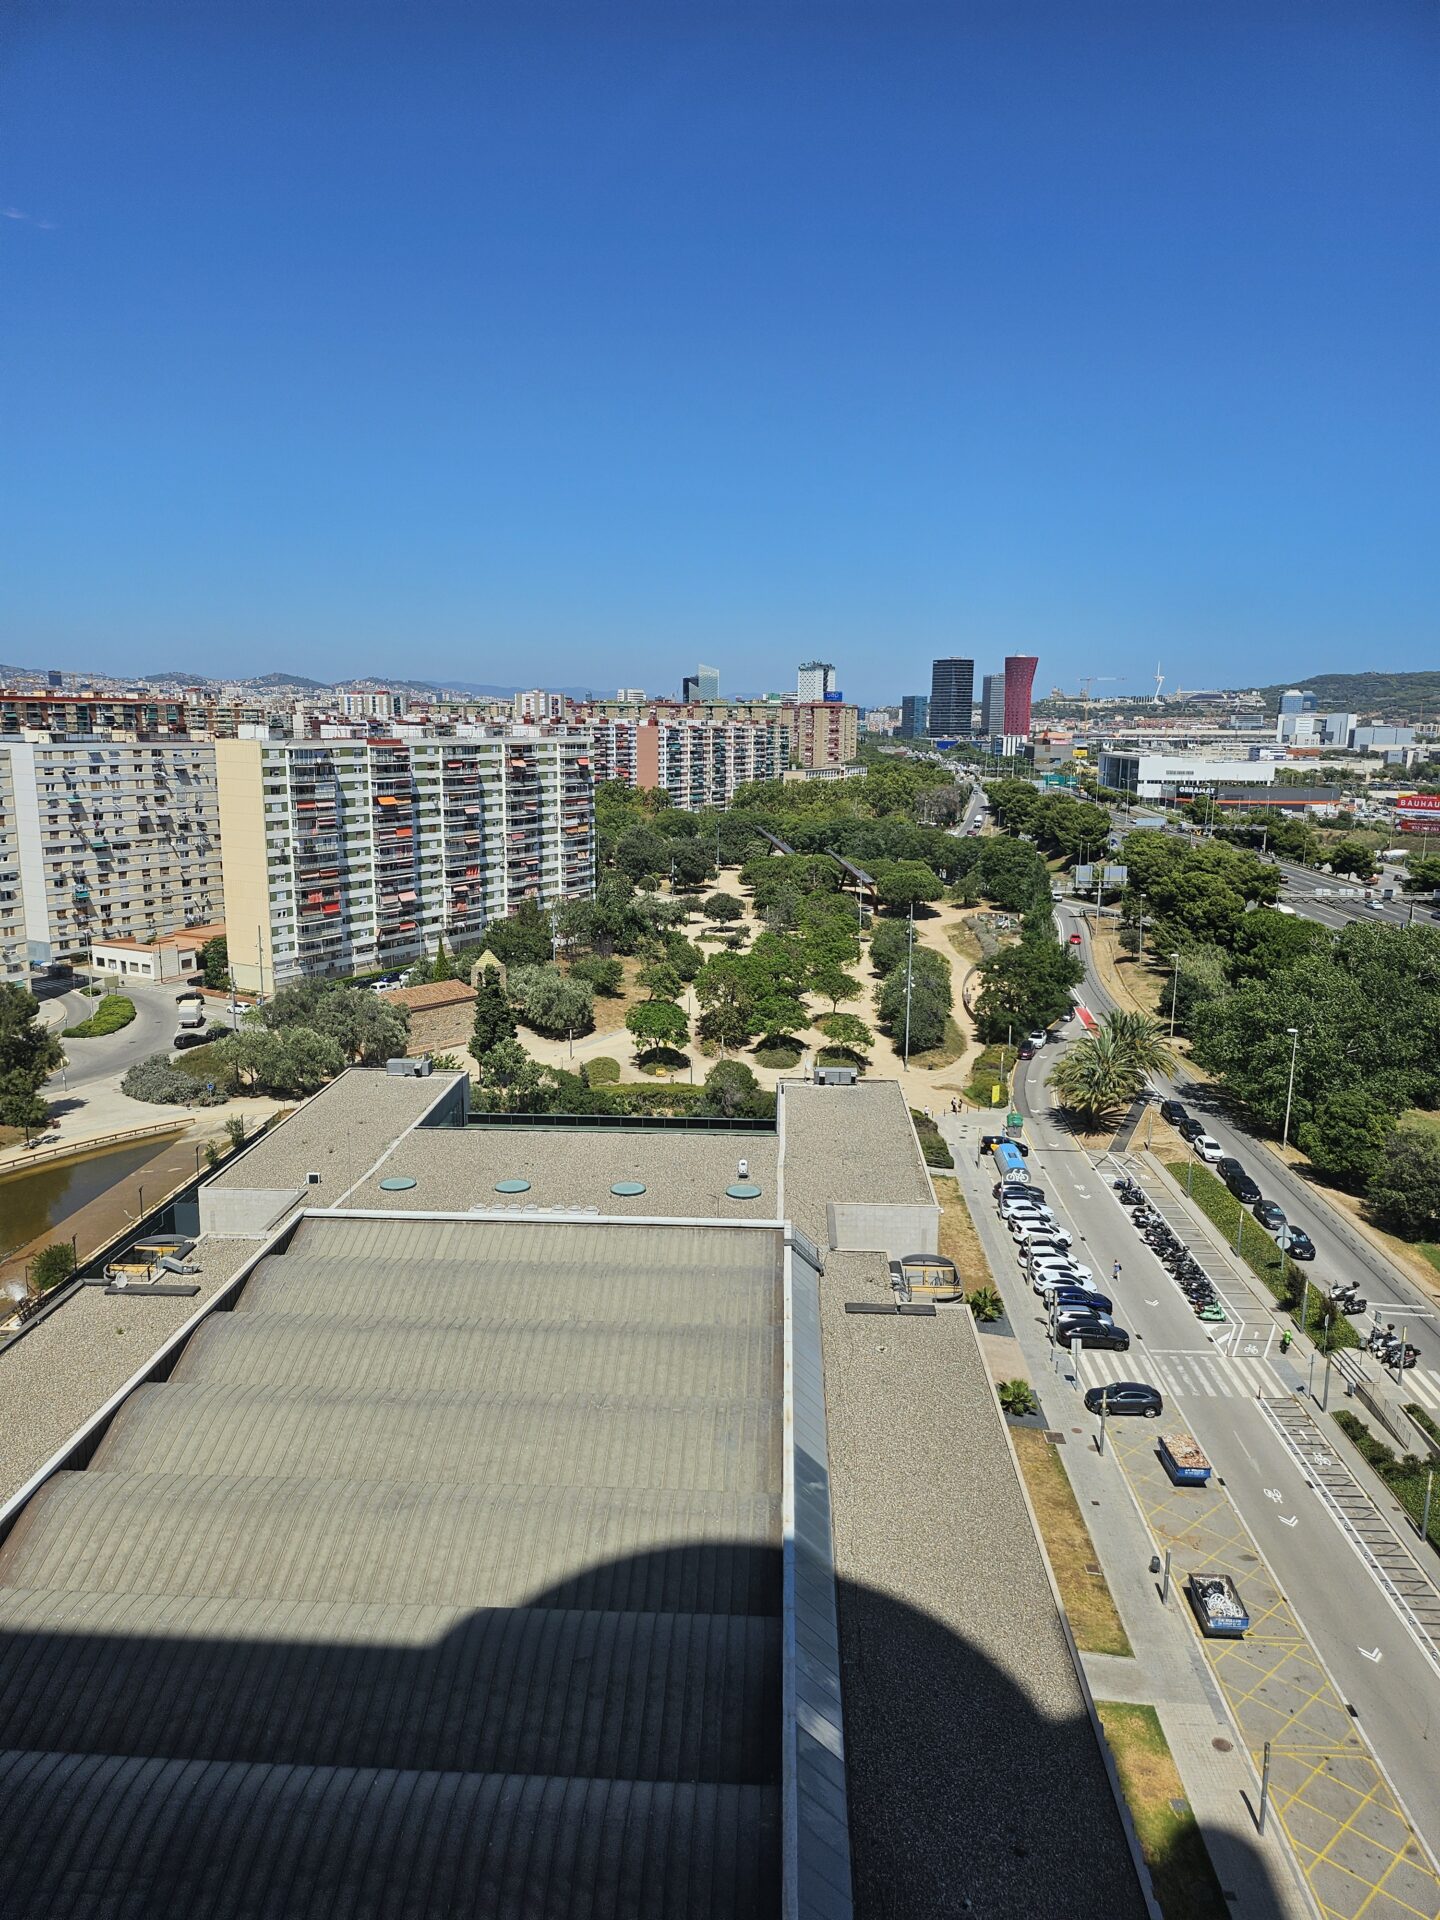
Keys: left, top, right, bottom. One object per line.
{"left": 955, "top": 1017, "right": 1440, "bottom": 1861}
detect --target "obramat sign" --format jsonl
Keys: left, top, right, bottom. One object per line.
{"left": 1396, "top": 792, "right": 1440, "bottom": 829}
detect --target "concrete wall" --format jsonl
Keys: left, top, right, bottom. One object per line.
{"left": 826, "top": 1200, "right": 940, "bottom": 1259}
{"left": 199, "top": 1185, "right": 306, "bottom": 1240}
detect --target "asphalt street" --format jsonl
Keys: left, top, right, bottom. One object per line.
{"left": 44, "top": 980, "right": 196, "bottom": 1096}
{"left": 1056, "top": 895, "right": 1440, "bottom": 1419}
{"left": 967, "top": 997, "right": 1440, "bottom": 1857}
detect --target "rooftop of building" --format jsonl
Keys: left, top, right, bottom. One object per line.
{"left": 379, "top": 978, "right": 478, "bottom": 1011}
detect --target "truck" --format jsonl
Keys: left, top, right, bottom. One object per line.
{"left": 1158, "top": 1432, "right": 1212, "bottom": 1486}
{"left": 176, "top": 1001, "right": 206, "bottom": 1030}
{"left": 1187, "top": 1572, "right": 1249, "bottom": 1638}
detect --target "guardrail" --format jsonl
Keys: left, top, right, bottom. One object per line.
{"left": 0, "top": 1118, "right": 192, "bottom": 1179}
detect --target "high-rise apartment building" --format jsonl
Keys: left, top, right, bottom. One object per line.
{"left": 0, "top": 754, "right": 28, "bottom": 982}
{"left": 512, "top": 689, "right": 566, "bottom": 724}
{"left": 900, "top": 694, "right": 929, "bottom": 740}
{"left": 588, "top": 716, "right": 787, "bottom": 809}
{"left": 216, "top": 729, "right": 595, "bottom": 995}
{"left": 928, "top": 658, "right": 975, "bottom": 738}
{"left": 796, "top": 661, "right": 838, "bottom": 702}
{"left": 979, "top": 674, "right": 1006, "bottom": 739}
{"left": 0, "top": 737, "right": 222, "bottom": 970}
{"left": 339, "top": 689, "right": 407, "bottom": 720}
{"left": 794, "top": 702, "right": 859, "bottom": 769}
{"left": 1002, "top": 656, "right": 1038, "bottom": 737}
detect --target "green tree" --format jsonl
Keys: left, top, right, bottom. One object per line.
{"left": 1046, "top": 1011, "right": 1174, "bottom": 1131}
{"left": 877, "top": 950, "right": 951, "bottom": 1052}
{"left": 973, "top": 937, "right": 1084, "bottom": 1043}
{"left": 470, "top": 966, "right": 517, "bottom": 1056}
{"left": 508, "top": 964, "right": 595, "bottom": 1037}
{"left": 699, "top": 1059, "right": 764, "bottom": 1117}
{"left": 818, "top": 1012, "right": 872, "bottom": 1054}
{"left": 0, "top": 983, "right": 63, "bottom": 1127}
{"left": 1169, "top": 944, "right": 1228, "bottom": 1033}
{"left": 1296, "top": 1090, "right": 1394, "bottom": 1190}
{"left": 615, "top": 824, "right": 672, "bottom": 885}
{"left": 871, "top": 861, "right": 945, "bottom": 914}
{"left": 473, "top": 1036, "right": 548, "bottom": 1112}
{"left": 703, "top": 891, "right": 744, "bottom": 923}
{"left": 808, "top": 958, "right": 860, "bottom": 1012}
{"left": 569, "top": 955, "right": 624, "bottom": 996}
{"left": 1367, "top": 1127, "right": 1440, "bottom": 1240}
{"left": 637, "top": 958, "right": 683, "bottom": 1002}
{"left": 668, "top": 838, "right": 715, "bottom": 891}
{"left": 430, "top": 938, "right": 455, "bottom": 982}
{"left": 30, "top": 1241, "right": 77, "bottom": 1294}
{"left": 625, "top": 998, "right": 689, "bottom": 1055}
{"left": 1327, "top": 840, "right": 1376, "bottom": 881}
{"left": 484, "top": 900, "right": 554, "bottom": 968}
{"left": 200, "top": 936, "right": 229, "bottom": 991}
{"left": 694, "top": 953, "right": 759, "bottom": 1054}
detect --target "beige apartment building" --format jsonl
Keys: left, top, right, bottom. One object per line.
{"left": 0, "top": 737, "right": 222, "bottom": 971}
{"left": 216, "top": 728, "right": 595, "bottom": 994}
{"left": 795, "top": 700, "right": 859, "bottom": 768}
{"left": 587, "top": 715, "right": 789, "bottom": 807}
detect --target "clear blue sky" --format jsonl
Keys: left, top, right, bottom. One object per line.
{"left": 2, "top": 1, "right": 1436, "bottom": 701}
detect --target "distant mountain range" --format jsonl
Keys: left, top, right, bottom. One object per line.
{"left": 1249, "top": 671, "right": 1440, "bottom": 720}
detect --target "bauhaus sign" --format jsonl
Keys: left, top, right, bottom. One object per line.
{"left": 1396, "top": 793, "right": 1440, "bottom": 830}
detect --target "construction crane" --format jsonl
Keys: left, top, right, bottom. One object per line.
{"left": 1077, "top": 676, "right": 1125, "bottom": 709}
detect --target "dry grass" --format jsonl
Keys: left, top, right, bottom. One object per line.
{"left": 907, "top": 1015, "right": 968, "bottom": 1072}
{"left": 1095, "top": 1702, "right": 1230, "bottom": 1920}
{"left": 935, "top": 1176, "right": 987, "bottom": 1284}
{"left": 1012, "top": 1428, "right": 1132, "bottom": 1657}
{"left": 583, "top": 957, "right": 653, "bottom": 1037}
{"left": 946, "top": 922, "right": 984, "bottom": 965}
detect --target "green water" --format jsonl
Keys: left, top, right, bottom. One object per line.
{"left": 0, "top": 1140, "right": 179, "bottom": 1261}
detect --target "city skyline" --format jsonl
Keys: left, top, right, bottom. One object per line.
{"left": 3, "top": 4, "right": 1437, "bottom": 700}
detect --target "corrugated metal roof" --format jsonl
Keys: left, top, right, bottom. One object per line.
{"left": 0, "top": 1212, "right": 792, "bottom": 1919}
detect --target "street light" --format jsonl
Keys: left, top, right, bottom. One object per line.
{"left": 1280, "top": 1026, "right": 1300, "bottom": 1151}
{"left": 1168, "top": 951, "right": 1181, "bottom": 1041}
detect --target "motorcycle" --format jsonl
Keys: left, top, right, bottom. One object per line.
{"left": 1332, "top": 1286, "right": 1367, "bottom": 1316}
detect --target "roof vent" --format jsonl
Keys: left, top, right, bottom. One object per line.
{"left": 306, "top": 1171, "right": 321, "bottom": 1185}
{"left": 385, "top": 1057, "right": 432, "bottom": 1076}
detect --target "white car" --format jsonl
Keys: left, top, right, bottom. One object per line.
{"left": 1031, "top": 1256, "right": 1093, "bottom": 1283}
{"left": 1027, "top": 1030, "right": 1049, "bottom": 1048}
{"left": 1192, "top": 1135, "right": 1223, "bottom": 1164}
{"left": 1013, "top": 1215, "right": 1072, "bottom": 1243}
{"left": 1033, "top": 1267, "right": 1097, "bottom": 1295}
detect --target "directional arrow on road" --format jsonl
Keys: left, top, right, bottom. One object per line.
{"left": 1280, "top": 1516, "right": 1298, "bottom": 1528}
{"left": 1359, "top": 1647, "right": 1383, "bottom": 1663}
{"left": 1145, "top": 1299, "right": 1160, "bottom": 1307}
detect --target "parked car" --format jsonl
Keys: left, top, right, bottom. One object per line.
{"left": 1281, "top": 1226, "right": 1316, "bottom": 1260}
{"left": 1176, "top": 1115, "right": 1206, "bottom": 1142}
{"left": 993, "top": 1181, "right": 1045, "bottom": 1204}
{"left": 1049, "top": 1289, "right": 1113, "bottom": 1319}
{"left": 172, "top": 1029, "right": 208, "bottom": 1050}
{"left": 1159, "top": 1100, "right": 1188, "bottom": 1127}
{"left": 1055, "top": 1317, "right": 1130, "bottom": 1351}
{"left": 1014, "top": 1220, "right": 1073, "bottom": 1249}
{"left": 1253, "top": 1200, "right": 1287, "bottom": 1233}
{"left": 1192, "top": 1135, "right": 1223, "bottom": 1163}
{"left": 1216, "top": 1157, "right": 1244, "bottom": 1183}
{"left": 1052, "top": 1305, "right": 1115, "bottom": 1334}
{"left": 1225, "top": 1171, "right": 1261, "bottom": 1204}
{"left": 1027, "top": 1030, "right": 1049, "bottom": 1048}
{"left": 1032, "top": 1264, "right": 1096, "bottom": 1292}
{"left": 1083, "top": 1382, "right": 1162, "bottom": 1418}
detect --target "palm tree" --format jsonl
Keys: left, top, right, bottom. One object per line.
{"left": 1047, "top": 1011, "right": 1175, "bottom": 1132}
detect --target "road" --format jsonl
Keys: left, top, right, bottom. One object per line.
{"left": 962, "top": 1033, "right": 1440, "bottom": 1860}
{"left": 44, "top": 981, "right": 189, "bottom": 1096}
{"left": 1057, "top": 895, "right": 1440, "bottom": 1412}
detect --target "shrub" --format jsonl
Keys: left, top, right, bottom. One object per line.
{"left": 699, "top": 1059, "right": 764, "bottom": 1118}
{"left": 223, "top": 1114, "right": 248, "bottom": 1150}
{"left": 63, "top": 994, "right": 136, "bottom": 1038}
{"left": 968, "top": 1286, "right": 1003, "bottom": 1323}
{"left": 998, "top": 1378, "right": 1039, "bottom": 1418}
{"left": 508, "top": 963, "right": 595, "bottom": 1037}
{"left": 29, "top": 1242, "right": 76, "bottom": 1295}
{"left": 910, "top": 1107, "right": 954, "bottom": 1168}
{"left": 121, "top": 1051, "right": 229, "bottom": 1107}
{"left": 570, "top": 956, "right": 624, "bottom": 997}
{"left": 753, "top": 1041, "right": 801, "bottom": 1069}
{"left": 703, "top": 892, "right": 744, "bottom": 924}
{"left": 584, "top": 1056, "right": 622, "bottom": 1086}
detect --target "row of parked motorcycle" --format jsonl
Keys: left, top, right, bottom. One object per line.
{"left": 1112, "top": 1175, "right": 1226, "bottom": 1322}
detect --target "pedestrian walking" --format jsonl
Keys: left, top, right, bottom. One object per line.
{"left": 1112, "top": 1260, "right": 1122, "bottom": 1284}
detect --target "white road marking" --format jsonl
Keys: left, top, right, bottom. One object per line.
{"left": 1280, "top": 1516, "right": 1298, "bottom": 1528}
{"left": 1360, "top": 1647, "right": 1383, "bottom": 1663}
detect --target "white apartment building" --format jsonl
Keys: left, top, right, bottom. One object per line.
{"left": 216, "top": 729, "right": 595, "bottom": 994}
{"left": 338, "top": 689, "right": 408, "bottom": 720}
{"left": 512, "top": 689, "right": 566, "bottom": 724}
{"left": 796, "top": 661, "right": 838, "bottom": 702}
{"left": 0, "top": 737, "right": 223, "bottom": 971}
{"left": 587, "top": 716, "right": 789, "bottom": 809}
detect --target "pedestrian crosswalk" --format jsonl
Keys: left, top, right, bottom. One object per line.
{"left": 1073, "top": 1346, "right": 1283, "bottom": 1401}
{"left": 1396, "top": 1366, "right": 1440, "bottom": 1415}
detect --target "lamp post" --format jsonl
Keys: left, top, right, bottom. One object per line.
{"left": 1168, "top": 951, "right": 1181, "bottom": 1041}
{"left": 902, "top": 904, "right": 915, "bottom": 1068}
{"left": 1280, "top": 1026, "right": 1300, "bottom": 1151}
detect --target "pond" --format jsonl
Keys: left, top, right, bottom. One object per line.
{"left": 0, "top": 1138, "right": 182, "bottom": 1263}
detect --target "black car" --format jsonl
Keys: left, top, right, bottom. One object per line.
{"left": 1056, "top": 1318, "right": 1130, "bottom": 1351}
{"left": 1253, "top": 1199, "right": 1287, "bottom": 1232}
{"left": 1225, "top": 1172, "right": 1262, "bottom": 1204}
{"left": 1018, "top": 1043, "right": 1036, "bottom": 1061}
{"left": 1176, "top": 1115, "right": 1206, "bottom": 1142}
{"left": 1216, "top": 1157, "right": 1244, "bottom": 1183}
{"left": 993, "top": 1183, "right": 1045, "bottom": 1205}
{"left": 1282, "top": 1226, "right": 1316, "bottom": 1261}
{"left": 1051, "top": 1288, "right": 1113, "bottom": 1317}
{"left": 1083, "top": 1382, "right": 1163, "bottom": 1418}
{"left": 981, "top": 1134, "right": 1029, "bottom": 1156}
{"left": 1159, "top": 1100, "right": 1188, "bottom": 1127}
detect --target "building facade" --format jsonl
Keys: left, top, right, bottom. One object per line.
{"left": 0, "top": 737, "right": 223, "bottom": 969}
{"left": 0, "top": 752, "right": 26, "bottom": 982}
{"left": 1002, "top": 655, "right": 1038, "bottom": 736}
{"left": 794, "top": 701, "right": 859, "bottom": 769}
{"left": 215, "top": 729, "right": 595, "bottom": 995}
{"left": 900, "top": 694, "right": 929, "bottom": 739}
{"left": 1096, "top": 750, "right": 1277, "bottom": 801}
{"left": 796, "top": 661, "right": 838, "bottom": 702}
{"left": 928, "top": 658, "right": 974, "bottom": 738}
{"left": 588, "top": 716, "right": 788, "bottom": 808}
{"left": 979, "top": 674, "right": 1005, "bottom": 739}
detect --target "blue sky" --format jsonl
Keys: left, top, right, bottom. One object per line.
{"left": 2, "top": 1, "right": 1436, "bottom": 702}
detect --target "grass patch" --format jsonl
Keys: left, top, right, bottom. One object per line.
{"left": 170, "top": 1042, "right": 236, "bottom": 1087}
{"left": 753, "top": 1041, "right": 802, "bottom": 1069}
{"left": 964, "top": 1042, "right": 1012, "bottom": 1110}
{"left": 910, "top": 1107, "right": 953, "bottom": 1169}
{"left": 1419, "top": 1244, "right": 1440, "bottom": 1278}
{"left": 816, "top": 1046, "right": 867, "bottom": 1073}
{"left": 63, "top": 993, "right": 136, "bottom": 1038}
{"left": 1405, "top": 1402, "right": 1440, "bottom": 1449}
{"left": 1333, "top": 1411, "right": 1440, "bottom": 1554}
{"left": 634, "top": 1047, "right": 692, "bottom": 1077}
{"left": 1165, "top": 1161, "right": 1359, "bottom": 1348}
{"left": 946, "top": 923, "right": 984, "bottom": 965}
{"left": 908, "top": 1014, "right": 967, "bottom": 1072}
{"left": 1011, "top": 1428, "right": 1132, "bottom": 1656}
{"left": 1095, "top": 1702, "right": 1230, "bottom": 1920}
{"left": 935, "top": 1177, "right": 988, "bottom": 1289}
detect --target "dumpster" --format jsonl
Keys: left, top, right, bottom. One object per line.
{"left": 1187, "top": 1573, "right": 1249, "bottom": 1638}
{"left": 1158, "top": 1432, "right": 1212, "bottom": 1486}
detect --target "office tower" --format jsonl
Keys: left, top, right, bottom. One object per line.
{"left": 928, "top": 658, "right": 975, "bottom": 737}
{"left": 980, "top": 674, "right": 1006, "bottom": 739}
{"left": 587, "top": 715, "right": 789, "bottom": 808}
{"left": 796, "top": 661, "right": 838, "bottom": 703}
{"left": 1002, "top": 656, "right": 1038, "bottom": 737}
{"left": 1278, "top": 688, "right": 1316, "bottom": 716}
{"left": 615, "top": 688, "right": 646, "bottom": 703}
{"left": 900, "top": 694, "right": 929, "bottom": 740}
{"left": 215, "top": 729, "right": 595, "bottom": 994}
{"left": 683, "top": 664, "right": 721, "bottom": 703}
{"left": 794, "top": 702, "right": 858, "bottom": 769}
{"left": 0, "top": 736, "right": 223, "bottom": 972}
